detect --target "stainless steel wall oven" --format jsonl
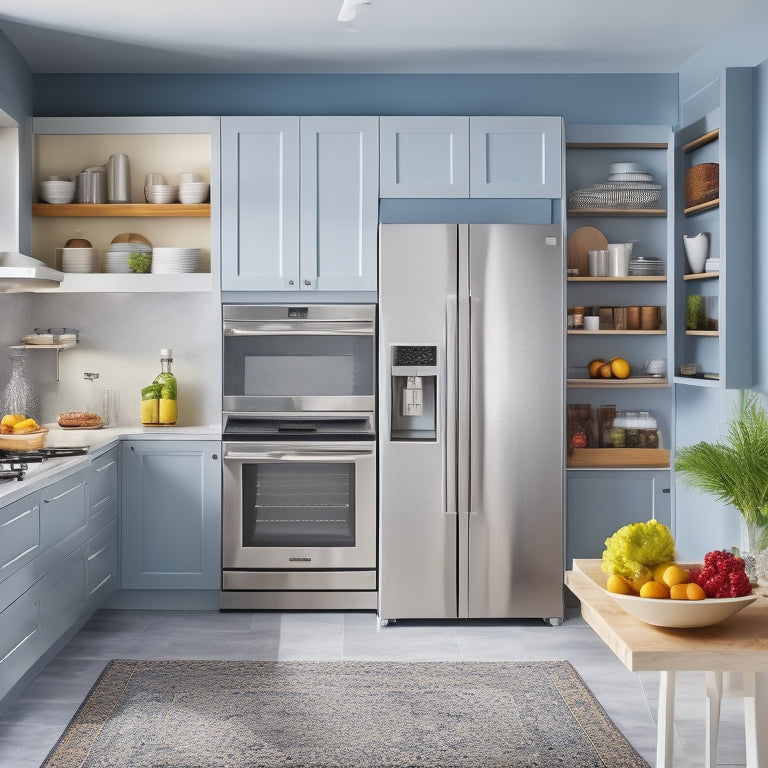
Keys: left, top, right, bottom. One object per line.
{"left": 220, "top": 304, "right": 377, "bottom": 610}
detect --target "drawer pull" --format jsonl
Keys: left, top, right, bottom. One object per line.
{"left": 43, "top": 483, "right": 83, "bottom": 503}
{"left": 1, "top": 507, "right": 35, "bottom": 527}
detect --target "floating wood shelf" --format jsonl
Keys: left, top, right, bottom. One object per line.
{"left": 565, "top": 142, "right": 669, "bottom": 150}
{"left": 683, "top": 272, "right": 719, "bottom": 280}
{"left": 567, "top": 208, "right": 666, "bottom": 218}
{"left": 567, "top": 330, "right": 666, "bottom": 335}
{"left": 566, "top": 377, "right": 669, "bottom": 388}
{"left": 32, "top": 203, "right": 211, "bottom": 218}
{"left": 684, "top": 199, "right": 719, "bottom": 215}
{"left": 685, "top": 330, "right": 719, "bottom": 337}
{"left": 682, "top": 129, "right": 719, "bottom": 153}
{"left": 567, "top": 276, "right": 666, "bottom": 282}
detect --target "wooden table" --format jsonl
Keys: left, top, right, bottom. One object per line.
{"left": 565, "top": 560, "right": 768, "bottom": 768}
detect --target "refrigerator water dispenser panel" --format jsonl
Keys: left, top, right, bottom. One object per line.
{"left": 390, "top": 345, "right": 438, "bottom": 441}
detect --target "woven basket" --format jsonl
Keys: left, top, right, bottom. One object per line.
{"left": 686, "top": 163, "right": 719, "bottom": 208}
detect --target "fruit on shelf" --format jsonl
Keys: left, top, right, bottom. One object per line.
{"left": 588, "top": 358, "right": 606, "bottom": 378}
{"left": 588, "top": 357, "right": 631, "bottom": 379}
{"left": 610, "top": 357, "right": 631, "bottom": 379}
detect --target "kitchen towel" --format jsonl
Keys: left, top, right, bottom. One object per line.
{"left": 41, "top": 659, "right": 650, "bottom": 768}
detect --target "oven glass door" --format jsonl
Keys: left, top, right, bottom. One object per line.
{"left": 223, "top": 441, "right": 376, "bottom": 570}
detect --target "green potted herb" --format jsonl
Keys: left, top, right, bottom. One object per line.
{"left": 675, "top": 390, "right": 768, "bottom": 555}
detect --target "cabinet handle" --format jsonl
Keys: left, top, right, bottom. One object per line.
{"left": 304, "top": 279, "right": 312, "bottom": 286}
{"left": 94, "top": 461, "right": 116, "bottom": 473}
{"left": 288, "top": 279, "right": 295, "bottom": 286}
{"left": 43, "top": 484, "right": 82, "bottom": 503}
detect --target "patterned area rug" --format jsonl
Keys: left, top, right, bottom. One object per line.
{"left": 42, "top": 659, "right": 650, "bottom": 767}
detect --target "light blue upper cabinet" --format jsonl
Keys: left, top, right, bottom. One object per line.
{"left": 379, "top": 116, "right": 470, "bottom": 198}
{"left": 221, "top": 116, "right": 378, "bottom": 292}
{"left": 300, "top": 116, "right": 379, "bottom": 292}
{"left": 221, "top": 117, "right": 300, "bottom": 291}
{"left": 469, "top": 116, "right": 563, "bottom": 198}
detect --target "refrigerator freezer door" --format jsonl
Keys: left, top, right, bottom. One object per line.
{"left": 378, "top": 224, "right": 458, "bottom": 620}
{"left": 465, "top": 224, "right": 564, "bottom": 620}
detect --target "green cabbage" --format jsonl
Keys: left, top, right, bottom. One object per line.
{"left": 600, "top": 519, "right": 676, "bottom": 580}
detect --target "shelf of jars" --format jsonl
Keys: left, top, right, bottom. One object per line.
{"left": 568, "top": 276, "right": 666, "bottom": 283}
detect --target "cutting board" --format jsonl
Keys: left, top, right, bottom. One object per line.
{"left": 567, "top": 226, "right": 608, "bottom": 276}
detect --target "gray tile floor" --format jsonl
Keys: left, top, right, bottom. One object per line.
{"left": 0, "top": 604, "right": 749, "bottom": 768}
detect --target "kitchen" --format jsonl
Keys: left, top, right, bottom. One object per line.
{"left": 1, "top": 1, "right": 768, "bottom": 765}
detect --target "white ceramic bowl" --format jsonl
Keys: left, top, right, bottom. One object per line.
{"left": 39, "top": 180, "right": 76, "bottom": 204}
{"left": 56, "top": 247, "right": 99, "bottom": 273}
{"left": 144, "top": 184, "right": 178, "bottom": 204}
{"left": 178, "top": 182, "right": 209, "bottom": 204}
{"left": 179, "top": 172, "right": 203, "bottom": 183}
{"left": 606, "top": 590, "right": 757, "bottom": 628}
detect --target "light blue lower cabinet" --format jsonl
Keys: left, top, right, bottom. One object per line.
{"left": 121, "top": 440, "right": 221, "bottom": 590}
{"left": 566, "top": 470, "right": 671, "bottom": 568}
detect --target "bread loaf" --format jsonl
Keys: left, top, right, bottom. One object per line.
{"left": 58, "top": 411, "right": 103, "bottom": 428}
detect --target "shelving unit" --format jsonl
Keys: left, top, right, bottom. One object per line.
{"left": 31, "top": 116, "right": 220, "bottom": 294}
{"left": 674, "top": 71, "right": 754, "bottom": 389}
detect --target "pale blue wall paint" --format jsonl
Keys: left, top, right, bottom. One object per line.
{"left": 754, "top": 59, "right": 768, "bottom": 393}
{"left": 678, "top": 0, "right": 768, "bottom": 103}
{"left": 32, "top": 73, "right": 678, "bottom": 126}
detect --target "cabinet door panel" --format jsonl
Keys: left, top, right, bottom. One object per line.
{"left": 566, "top": 471, "right": 671, "bottom": 568}
{"left": 86, "top": 519, "right": 118, "bottom": 604}
{"left": 121, "top": 441, "right": 221, "bottom": 589}
{"left": 38, "top": 547, "right": 86, "bottom": 647}
{"left": 221, "top": 117, "right": 300, "bottom": 290}
{"left": 300, "top": 117, "right": 378, "bottom": 292}
{"left": 470, "top": 117, "right": 562, "bottom": 198}
{"left": 0, "top": 589, "right": 40, "bottom": 698}
{"left": 379, "top": 117, "right": 469, "bottom": 198}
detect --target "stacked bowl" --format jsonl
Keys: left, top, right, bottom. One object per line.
{"left": 104, "top": 240, "right": 152, "bottom": 273}
{"left": 56, "top": 247, "right": 100, "bottom": 273}
{"left": 178, "top": 182, "right": 209, "bottom": 204}
{"left": 39, "top": 177, "right": 76, "bottom": 204}
{"left": 144, "top": 184, "right": 178, "bottom": 204}
{"left": 150, "top": 247, "right": 200, "bottom": 273}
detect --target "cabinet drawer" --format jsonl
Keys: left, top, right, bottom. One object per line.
{"left": 40, "top": 471, "right": 87, "bottom": 549}
{"left": 0, "top": 494, "right": 40, "bottom": 584}
{"left": 88, "top": 448, "right": 118, "bottom": 515}
{"left": 86, "top": 520, "right": 118, "bottom": 603}
{"left": 38, "top": 548, "right": 86, "bottom": 647}
{"left": 0, "top": 589, "right": 40, "bottom": 696}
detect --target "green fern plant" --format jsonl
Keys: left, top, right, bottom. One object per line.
{"left": 675, "top": 390, "right": 768, "bottom": 551}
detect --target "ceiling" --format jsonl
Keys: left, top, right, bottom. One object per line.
{"left": 0, "top": 0, "right": 762, "bottom": 75}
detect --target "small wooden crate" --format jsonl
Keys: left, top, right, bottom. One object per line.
{"left": 686, "top": 163, "right": 719, "bottom": 208}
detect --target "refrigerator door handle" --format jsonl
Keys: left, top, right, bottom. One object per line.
{"left": 445, "top": 295, "right": 458, "bottom": 516}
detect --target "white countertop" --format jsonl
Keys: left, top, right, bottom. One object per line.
{"left": 1, "top": 424, "right": 221, "bottom": 506}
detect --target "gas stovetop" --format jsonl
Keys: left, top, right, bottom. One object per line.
{"left": 0, "top": 446, "right": 89, "bottom": 482}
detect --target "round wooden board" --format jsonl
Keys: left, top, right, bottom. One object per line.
{"left": 567, "top": 226, "right": 608, "bottom": 276}
{"left": 111, "top": 232, "right": 152, "bottom": 246}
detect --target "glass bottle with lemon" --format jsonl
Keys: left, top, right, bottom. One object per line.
{"left": 141, "top": 348, "right": 178, "bottom": 425}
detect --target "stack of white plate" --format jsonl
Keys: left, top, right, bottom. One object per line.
{"left": 39, "top": 179, "right": 76, "bottom": 204}
{"left": 178, "top": 182, "right": 209, "bottom": 204}
{"left": 56, "top": 247, "right": 100, "bottom": 273}
{"left": 144, "top": 184, "right": 178, "bottom": 204}
{"left": 628, "top": 256, "right": 665, "bottom": 276}
{"left": 151, "top": 247, "right": 200, "bottom": 273}
{"left": 104, "top": 241, "right": 152, "bottom": 273}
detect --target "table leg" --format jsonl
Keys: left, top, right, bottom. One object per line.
{"left": 657, "top": 670, "right": 676, "bottom": 768}
{"left": 743, "top": 671, "right": 767, "bottom": 768}
{"left": 705, "top": 671, "right": 723, "bottom": 768}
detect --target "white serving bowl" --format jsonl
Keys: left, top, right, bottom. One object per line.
{"left": 606, "top": 590, "right": 757, "bottom": 628}
{"left": 39, "top": 180, "right": 76, "bottom": 204}
{"left": 144, "top": 184, "right": 178, "bottom": 204}
{"left": 178, "top": 182, "right": 209, "bottom": 204}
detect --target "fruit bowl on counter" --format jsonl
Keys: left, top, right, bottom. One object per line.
{"left": 0, "top": 426, "right": 48, "bottom": 451}
{"left": 605, "top": 590, "right": 757, "bottom": 629}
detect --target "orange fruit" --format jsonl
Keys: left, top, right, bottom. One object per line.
{"left": 653, "top": 561, "right": 676, "bottom": 582}
{"left": 661, "top": 565, "right": 690, "bottom": 588}
{"left": 686, "top": 583, "right": 706, "bottom": 601}
{"left": 606, "top": 574, "right": 633, "bottom": 595}
{"left": 588, "top": 359, "right": 606, "bottom": 378}
{"left": 610, "top": 357, "right": 631, "bottom": 379}
{"left": 600, "top": 363, "right": 613, "bottom": 378}
{"left": 669, "top": 583, "right": 690, "bottom": 600}
{"left": 639, "top": 580, "right": 670, "bottom": 599}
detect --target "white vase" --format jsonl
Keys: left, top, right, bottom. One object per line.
{"left": 683, "top": 233, "right": 709, "bottom": 273}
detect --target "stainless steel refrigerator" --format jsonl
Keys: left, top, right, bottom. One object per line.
{"left": 378, "top": 223, "right": 564, "bottom": 623}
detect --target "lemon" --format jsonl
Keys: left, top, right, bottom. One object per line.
{"left": 653, "top": 561, "right": 676, "bottom": 582}
{"left": 606, "top": 574, "right": 633, "bottom": 594}
{"left": 669, "top": 583, "right": 690, "bottom": 600}
{"left": 639, "top": 580, "right": 670, "bottom": 599}
{"left": 610, "top": 357, "right": 631, "bottom": 379}
{"left": 686, "top": 583, "right": 706, "bottom": 601}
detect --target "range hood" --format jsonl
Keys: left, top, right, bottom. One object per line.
{"left": 0, "top": 252, "right": 64, "bottom": 292}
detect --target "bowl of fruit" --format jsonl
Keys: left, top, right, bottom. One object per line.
{"left": 0, "top": 414, "right": 48, "bottom": 451}
{"left": 601, "top": 520, "right": 757, "bottom": 628}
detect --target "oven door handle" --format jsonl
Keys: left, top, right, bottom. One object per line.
{"left": 224, "top": 321, "right": 374, "bottom": 336}
{"left": 224, "top": 449, "right": 374, "bottom": 461}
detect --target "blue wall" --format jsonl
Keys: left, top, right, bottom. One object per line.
{"left": 32, "top": 73, "right": 678, "bottom": 126}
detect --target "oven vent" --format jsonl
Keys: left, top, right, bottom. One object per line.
{"left": 393, "top": 346, "right": 437, "bottom": 367}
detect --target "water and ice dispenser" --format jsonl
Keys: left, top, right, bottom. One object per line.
{"left": 389, "top": 345, "right": 438, "bottom": 441}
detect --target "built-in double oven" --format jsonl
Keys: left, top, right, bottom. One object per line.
{"left": 220, "top": 304, "right": 377, "bottom": 610}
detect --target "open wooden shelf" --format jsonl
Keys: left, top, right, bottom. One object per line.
{"left": 685, "top": 330, "right": 719, "bottom": 337}
{"left": 568, "top": 330, "right": 665, "bottom": 335}
{"left": 566, "top": 377, "right": 669, "bottom": 388}
{"left": 684, "top": 199, "right": 719, "bottom": 216}
{"left": 568, "top": 276, "right": 666, "bottom": 283}
{"left": 567, "top": 448, "right": 670, "bottom": 469}
{"left": 684, "top": 272, "right": 719, "bottom": 281}
{"left": 566, "top": 142, "right": 669, "bottom": 150}
{"left": 682, "top": 129, "right": 719, "bottom": 153}
{"left": 32, "top": 203, "right": 211, "bottom": 218}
